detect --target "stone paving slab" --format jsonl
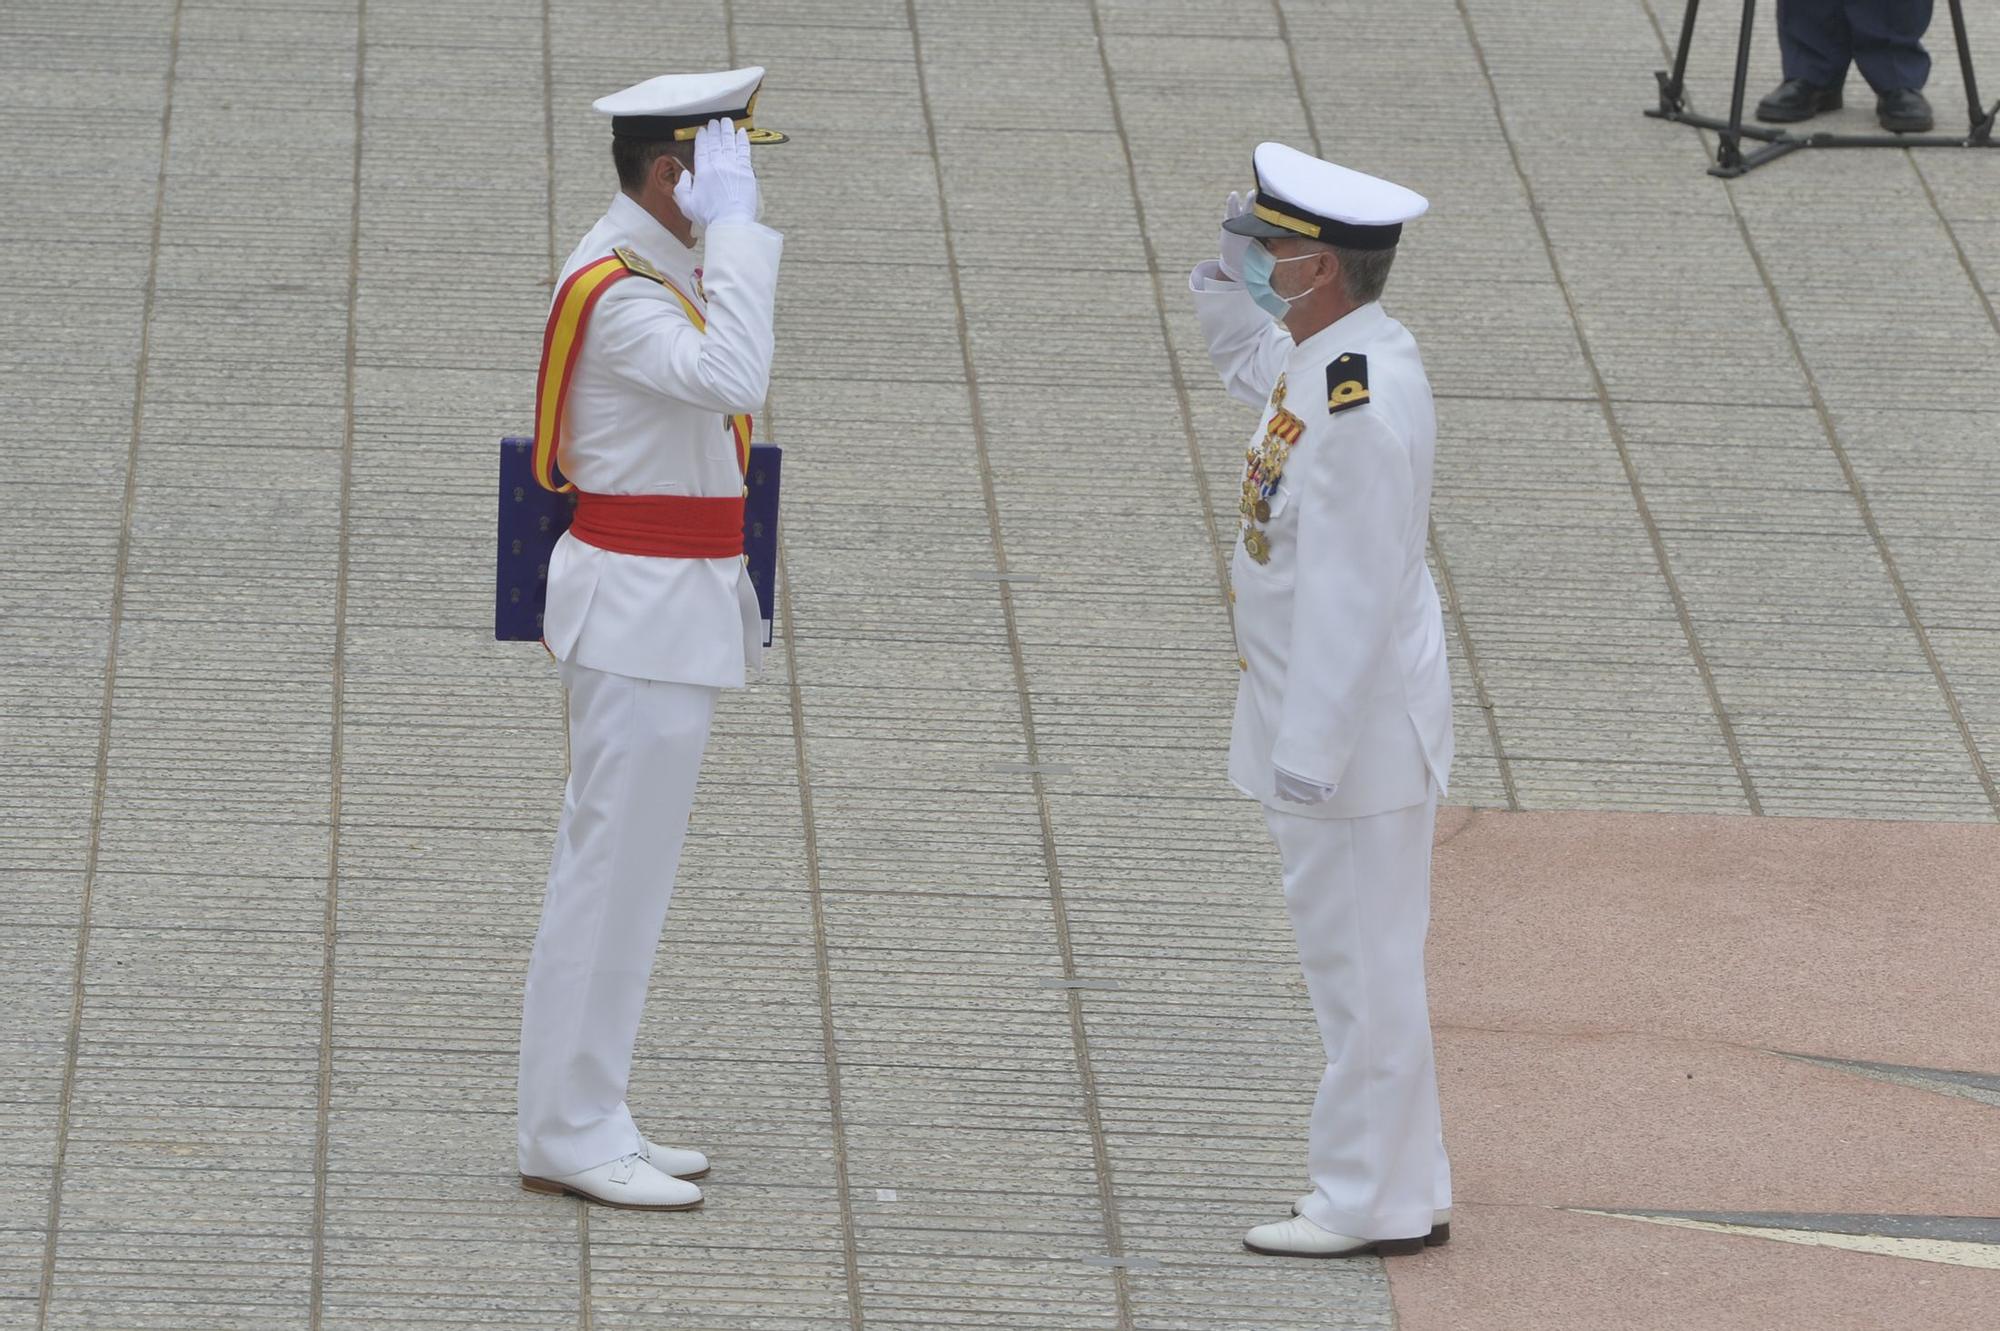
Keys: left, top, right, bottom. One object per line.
{"left": 4, "top": 0, "right": 1998, "bottom": 1327}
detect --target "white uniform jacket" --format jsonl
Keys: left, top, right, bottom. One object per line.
{"left": 542, "top": 192, "right": 784, "bottom": 687}
{"left": 1191, "top": 262, "right": 1454, "bottom": 819}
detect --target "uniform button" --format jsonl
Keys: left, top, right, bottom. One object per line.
{"left": 1238, "top": 656, "right": 1248, "bottom": 671}
{"left": 1227, "top": 588, "right": 1236, "bottom": 605}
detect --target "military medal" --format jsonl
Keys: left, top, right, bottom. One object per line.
{"left": 1237, "top": 375, "right": 1306, "bottom": 564}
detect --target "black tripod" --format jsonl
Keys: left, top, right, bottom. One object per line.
{"left": 1648, "top": 0, "right": 1999, "bottom": 176}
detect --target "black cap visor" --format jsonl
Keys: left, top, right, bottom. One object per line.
{"left": 1225, "top": 190, "right": 1403, "bottom": 250}
{"left": 1222, "top": 211, "right": 1303, "bottom": 240}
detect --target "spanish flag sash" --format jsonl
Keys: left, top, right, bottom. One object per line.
{"left": 530, "top": 245, "right": 753, "bottom": 493}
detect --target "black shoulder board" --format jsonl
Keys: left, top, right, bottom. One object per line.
{"left": 1327, "top": 353, "right": 1371, "bottom": 414}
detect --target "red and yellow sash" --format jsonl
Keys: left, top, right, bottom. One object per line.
{"left": 531, "top": 247, "right": 753, "bottom": 493}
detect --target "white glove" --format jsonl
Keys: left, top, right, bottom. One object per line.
{"left": 1217, "top": 190, "right": 1254, "bottom": 281}
{"left": 1273, "top": 765, "right": 1336, "bottom": 805}
{"left": 672, "top": 118, "right": 760, "bottom": 229}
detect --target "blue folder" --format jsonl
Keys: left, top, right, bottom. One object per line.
{"left": 495, "top": 436, "right": 782, "bottom": 647}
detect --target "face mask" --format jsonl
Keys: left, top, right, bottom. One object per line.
{"left": 1241, "top": 243, "right": 1322, "bottom": 319}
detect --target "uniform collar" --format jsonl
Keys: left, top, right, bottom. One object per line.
{"left": 1290, "top": 300, "right": 1388, "bottom": 362}
{"left": 606, "top": 191, "right": 697, "bottom": 281}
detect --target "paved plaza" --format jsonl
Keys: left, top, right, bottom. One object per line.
{"left": 4, "top": 0, "right": 1999, "bottom": 1327}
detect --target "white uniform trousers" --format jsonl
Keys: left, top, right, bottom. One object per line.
{"left": 1263, "top": 786, "right": 1451, "bottom": 1240}
{"left": 517, "top": 659, "right": 716, "bottom": 1178}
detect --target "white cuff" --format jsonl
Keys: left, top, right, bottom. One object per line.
{"left": 1189, "top": 259, "right": 1242, "bottom": 293}
{"left": 702, "top": 217, "right": 782, "bottom": 242}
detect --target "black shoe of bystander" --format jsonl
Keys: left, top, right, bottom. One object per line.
{"left": 1755, "top": 78, "right": 1843, "bottom": 123}
{"left": 1877, "top": 88, "right": 1935, "bottom": 133}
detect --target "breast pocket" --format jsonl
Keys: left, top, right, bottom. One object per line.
{"left": 704, "top": 415, "right": 746, "bottom": 467}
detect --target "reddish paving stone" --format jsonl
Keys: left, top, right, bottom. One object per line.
{"left": 1391, "top": 808, "right": 2000, "bottom": 1329}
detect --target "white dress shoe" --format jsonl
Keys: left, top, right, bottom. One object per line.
{"left": 521, "top": 1152, "right": 703, "bottom": 1211}
{"left": 1292, "top": 1196, "right": 1451, "bottom": 1245}
{"left": 638, "top": 1136, "right": 710, "bottom": 1181}
{"left": 1245, "top": 1213, "right": 1428, "bottom": 1258}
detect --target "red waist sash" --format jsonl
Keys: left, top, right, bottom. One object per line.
{"left": 569, "top": 491, "right": 745, "bottom": 559}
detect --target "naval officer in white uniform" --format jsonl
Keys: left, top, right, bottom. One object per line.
{"left": 516, "top": 69, "right": 785, "bottom": 1211}
{"left": 1189, "top": 142, "right": 1456, "bottom": 1258}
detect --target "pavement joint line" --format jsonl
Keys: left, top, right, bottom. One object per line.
{"left": 1268, "top": 0, "right": 1328, "bottom": 164}
{"left": 307, "top": 4, "right": 366, "bottom": 1327}
{"left": 35, "top": 2, "right": 186, "bottom": 1324}
{"left": 733, "top": 11, "right": 864, "bottom": 1323}
{"left": 1907, "top": 155, "right": 2000, "bottom": 345}
{"left": 1453, "top": 0, "right": 1764, "bottom": 815}
{"left": 1081, "top": 1255, "right": 1164, "bottom": 1271}
{"left": 907, "top": 3, "right": 1134, "bottom": 1324}
{"left": 1428, "top": 517, "right": 1520, "bottom": 810}
{"left": 541, "top": 0, "right": 558, "bottom": 288}
{"left": 1633, "top": 0, "right": 2000, "bottom": 823}
{"left": 776, "top": 506, "right": 868, "bottom": 1331}
{"left": 576, "top": 1205, "right": 591, "bottom": 1331}
{"left": 1082, "top": 3, "right": 1237, "bottom": 645}
{"left": 542, "top": 9, "right": 588, "bottom": 1322}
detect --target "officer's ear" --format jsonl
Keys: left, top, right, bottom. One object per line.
{"left": 1315, "top": 246, "right": 1341, "bottom": 291}
{"left": 650, "top": 151, "right": 686, "bottom": 197}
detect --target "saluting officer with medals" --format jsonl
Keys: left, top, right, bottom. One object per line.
{"left": 514, "top": 68, "right": 787, "bottom": 1213}
{"left": 1189, "top": 143, "right": 1458, "bottom": 1258}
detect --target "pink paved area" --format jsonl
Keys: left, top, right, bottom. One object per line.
{"left": 1390, "top": 808, "right": 2000, "bottom": 1330}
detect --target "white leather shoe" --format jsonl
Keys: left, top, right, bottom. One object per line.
{"left": 521, "top": 1153, "right": 703, "bottom": 1211}
{"left": 638, "top": 1136, "right": 710, "bottom": 1181}
{"left": 1245, "top": 1213, "right": 1427, "bottom": 1258}
{"left": 1292, "top": 1196, "right": 1451, "bottom": 1245}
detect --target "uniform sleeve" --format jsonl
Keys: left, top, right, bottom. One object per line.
{"left": 1269, "top": 408, "right": 1416, "bottom": 789}
{"left": 588, "top": 219, "right": 784, "bottom": 414}
{"left": 1189, "top": 260, "right": 1291, "bottom": 409}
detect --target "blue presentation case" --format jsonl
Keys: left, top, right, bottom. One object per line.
{"left": 495, "top": 436, "right": 782, "bottom": 646}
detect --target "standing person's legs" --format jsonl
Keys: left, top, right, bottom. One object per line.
{"left": 1265, "top": 788, "right": 1446, "bottom": 1242}
{"left": 1779, "top": 0, "right": 1856, "bottom": 86}
{"left": 1847, "top": 0, "right": 1933, "bottom": 91}
{"left": 518, "top": 660, "right": 717, "bottom": 1179}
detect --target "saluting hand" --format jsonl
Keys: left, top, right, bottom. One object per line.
{"left": 672, "top": 118, "right": 761, "bottom": 229}
{"left": 1218, "top": 190, "right": 1254, "bottom": 281}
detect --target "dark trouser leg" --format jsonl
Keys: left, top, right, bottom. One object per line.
{"left": 1779, "top": 0, "right": 1855, "bottom": 86}
{"left": 1847, "top": 0, "right": 1933, "bottom": 92}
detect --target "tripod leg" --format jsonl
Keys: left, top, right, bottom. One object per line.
{"left": 1667, "top": 0, "right": 1702, "bottom": 107}
{"left": 1947, "top": 0, "right": 1984, "bottom": 132}
{"left": 1721, "top": 0, "right": 1759, "bottom": 172}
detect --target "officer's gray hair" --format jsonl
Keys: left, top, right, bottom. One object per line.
{"left": 1329, "top": 243, "right": 1396, "bottom": 304}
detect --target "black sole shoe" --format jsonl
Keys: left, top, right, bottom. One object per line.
{"left": 1259, "top": 1225, "right": 1447, "bottom": 1259}
{"left": 1878, "top": 90, "right": 1935, "bottom": 133}
{"left": 1756, "top": 82, "right": 1843, "bottom": 123}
